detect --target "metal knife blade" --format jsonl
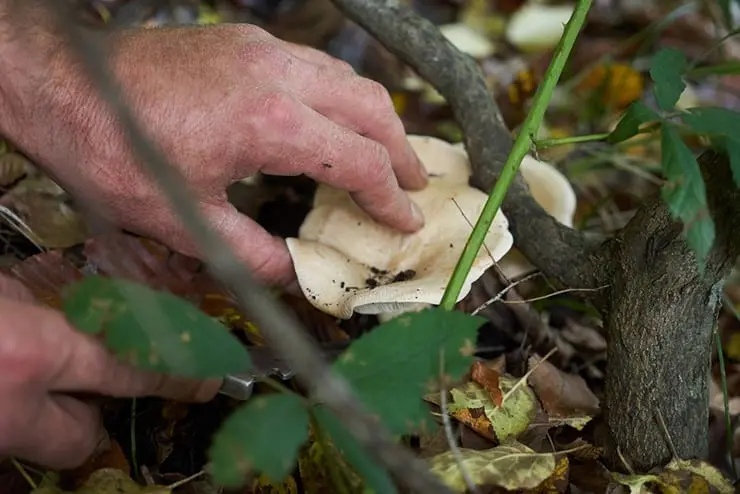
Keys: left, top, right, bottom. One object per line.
{"left": 218, "top": 341, "right": 352, "bottom": 401}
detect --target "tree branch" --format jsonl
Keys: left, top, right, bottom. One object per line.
{"left": 29, "top": 2, "right": 453, "bottom": 492}
{"left": 329, "top": 0, "right": 608, "bottom": 294}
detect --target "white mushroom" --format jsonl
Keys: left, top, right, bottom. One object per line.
{"left": 453, "top": 143, "right": 576, "bottom": 279}
{"left": 505, "top": 2, "right": 575, "bottom": 53}
{"left": 439, "top": 23, "right": 496, "bottom": 60}
{"left": 286, "top": 135, "right": 514, "bottom": 320}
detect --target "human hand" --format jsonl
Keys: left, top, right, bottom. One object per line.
{"left": 0, "top": 273, "right": 220, "bottom": 469}
{"left": 0, "top": 22, "right": 428, "bottom": 286}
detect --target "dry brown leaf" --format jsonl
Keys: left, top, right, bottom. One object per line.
{"left": 527, "top": 355, "right": 600, "bottom": 418}
{"left": 470, "top": 360, "right": 504, "bottom": 407}
{"left": 6, "top": 250, "right": 83, "bottom": 309}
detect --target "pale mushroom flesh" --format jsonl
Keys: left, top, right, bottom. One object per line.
{"left": 286, "top": 135, "right": 514, "bottom": 320}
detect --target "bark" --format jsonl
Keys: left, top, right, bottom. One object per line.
{"left": 601, "top": 151, "right": 740, "bottom": 471}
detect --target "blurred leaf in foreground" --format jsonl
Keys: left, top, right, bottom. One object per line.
{"left": 62, "top": 275, "right": 251, "bottom": 378}
{"left": 333, "top": 307, "right": 483, "bottom": 434}
{"left": 312, "top": 406, "right": 397, "bottom": 494}
{"left": 209, "top": 393, "right": 309, "bottom": 487}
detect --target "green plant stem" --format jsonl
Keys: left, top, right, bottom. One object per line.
{"left": 439, "top": 0, "right": 593, "bottom": 310}
{"left": 535, "top": 132, "right": 610, "bottom": 148}
{"left": 688, "top": 61, "right": 740, "bottom": 77}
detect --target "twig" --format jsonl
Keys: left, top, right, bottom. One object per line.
{"left": 471, "top": 272, "right": 540, "bottom": 315}
{"left": 438, "top": 350, "right": 478, "bottom": 494}
{"left": 35, "top": 3, "right": 453, "bottom": 493}
{"left": 10, "top": 458, "right": 36, "bottom": 489}
{"left": 501, "top": 285, "right": 609, "bottom": 304}
{"left": 167, "top": 470, "right": 205, "bottom": 490}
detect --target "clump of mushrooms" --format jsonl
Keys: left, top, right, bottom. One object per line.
{"left": 286, "top": 135, "right": 576, "bottom": 320}
{"left": 285, "top": 135, "right": 514, "bottom": 320}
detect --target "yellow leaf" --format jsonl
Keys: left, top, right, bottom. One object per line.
{"left": 577, "top": 63, "right": 644, "bottom": 109}
{"left": 430, "top": 440, "right": 556, "bottom": 492}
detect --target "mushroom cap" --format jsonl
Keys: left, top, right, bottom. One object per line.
{"left": 452, "top": 143, "right": 576, "bottom": 278}
{"left": 286, "top": 135, "right": 514, "bottom": 319}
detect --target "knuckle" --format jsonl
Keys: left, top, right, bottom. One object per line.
{"left": 331, "top": 58, "right": 355, "bottom": 74}
{"left": 356, "top": 142, "right": 393, "bottom": 184}
{"left": 240, "top": 40, "right": 292, "bottom": 75}
{"left": 363, "top": 79, "right": 395, "bottom": 110}
{"left": 254, "top": 91, "right": 297, "bottom": 132}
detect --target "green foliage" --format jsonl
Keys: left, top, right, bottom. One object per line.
{"left": 660, "top": 124, "right": 715, "bottom": 266}
{"left": 209, "top": 393, "right": 310, "bottom": 486}
{"left": 312, "top": 406, "right": 397, "bottom": 494}
{"left": 332, "top": 307, "right": 483, "bottom": 434}
{"left": 607, "top": 102, "right": 660, "bottom": 144}
{"left": 682, "top": 107, "right": 740, "bottom": 187}
{"left": 717, "top": 0, "right": 739, "bottom": 30}
{"left": 62, "top": 275, "right": 252, "bottom": 378}
{"left": 649, "top": 48, "right": 687, "bottom": 111}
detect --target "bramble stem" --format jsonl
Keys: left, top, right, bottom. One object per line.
{"left": 439, "top": 0, "right": 593, "bottom": 310}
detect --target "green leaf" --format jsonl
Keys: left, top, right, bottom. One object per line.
{"left": 312, "top": 406, "right": 397, "bottom": 494}
{"left": 682, "top": 106, "right": 740, "bottom": 136}
{"left": 717, "top": 0, "right": 738, "bottom": 30}
{"left": 650, "top": 48, "right": 687, "bottom": 111}
{"left": 727, "top": 139, "right": 740, "bottom": 188}
{"left": 62, "top": 275, "right": 251, "bottom": 378}
{"left": 607, "top": 102, "right": 661, "bottom": 144}
{"left": 209, "top": 393, "right": 309, "bottom": 486}
{"left": 660, "top": 124, "right": 715, "bottom": 267}
{"left": 332, "top": 307, "right": 483, "bottom": 435}
{"left": 682, "top": 107, "right": 740, "bottom": 188}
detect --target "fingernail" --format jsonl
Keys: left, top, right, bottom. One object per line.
{"left": 410, "top": 200, "right": 425, "bottom": 228}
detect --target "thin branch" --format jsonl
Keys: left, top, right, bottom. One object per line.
{"left": 34, "top": 3, "right": 453, "bottom": 493}
{"left": 329, "top": 0, "right": 607, "bottom": 294}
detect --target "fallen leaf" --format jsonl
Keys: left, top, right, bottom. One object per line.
{"left": 430, "top": 440, "right": 557, "bottom": 491}
{"left": 527, "top": 455, "right": 569, "bottom": 493}
{"left": 7, "top": 250, "right": 83, "bottom": 309}
{"left": 32, "top": 468, "right": 169, "bottom": 494}
{"left": 470, "top": 360, "right": 504, "bottom": 406}
{"left": 527, "top": 354, "right": 600, "bottom": 419}
{"left": 577, "top": 63, "right": 645, "bottom": 109}
{"left": 0, "top": 151, "right": 32, "bottom": 186}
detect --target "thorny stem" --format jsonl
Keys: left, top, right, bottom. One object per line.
{"left": 439, "top": 0, "right": 594, "bottom": 310}
{"left": 534, "top": 132, "right": 610, "bottom": 148}
{"left": 37, "top": 3, "right": 453, "bottom": 493}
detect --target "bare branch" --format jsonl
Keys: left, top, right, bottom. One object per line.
{"left": 28, "top": 2, "right": 453, "bottom": 492}
{"left": 329, "top": 0, "right": 609, "bottom": 293}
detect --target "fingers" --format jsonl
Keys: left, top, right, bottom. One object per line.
{"left": 247, "top": 91, "right": 425, "bottom": 233}
{"left": 0, "top": 297, "right": 222, "bottom": 403}
{"left": 5, "top": 393, "right": 101, "bottom": 470}
{"left": 146, "top": 201, "right": 296, "bottom": 286}
{"left": 275, "top": 55, "right": 429, "bottom": 191}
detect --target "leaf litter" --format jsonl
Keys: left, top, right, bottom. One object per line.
{"left": 1, "top": 0, "right": 740, "bottom": 492}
